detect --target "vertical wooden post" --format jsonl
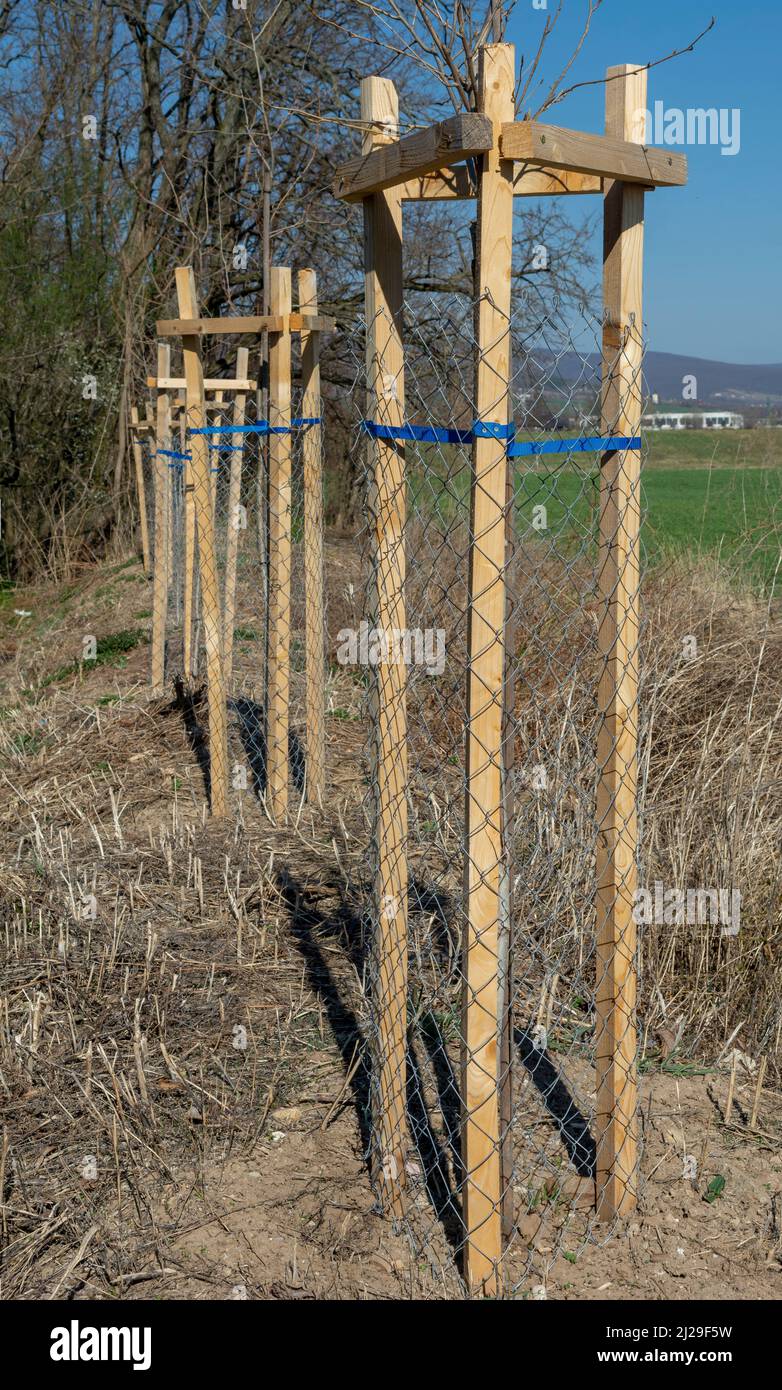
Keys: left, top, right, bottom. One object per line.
{"left": 175, "top": 267, "right": 229, "bottom": 817}
{"left": 266, "top": 266, "right": 293, "bottom": 821}
{"left": 462, "top": 42, "right": 514, "bottom": 1296}
{"left": 298, "top": 269, "right": 325, "bottom": 803}
{"left": 182, "top": 399, "right": 196, "bottom": 682}
{"left": 362, "top": 75, "right": 409, "bottom": 1218}
{"left": 223, "top": 347, "right": 249, "bottom": 688}
{"left": 151, "top": 343, "right": 171, "bottom": 689}
{"left": 130, "top": 407, "right": 152, "bottom": 576}
{"left": 595, "top": 64, "right": 646, "bottom": 1222}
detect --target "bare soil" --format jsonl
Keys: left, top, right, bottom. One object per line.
{"left": 0, "top": 545, "right": 780, "bottom": 1300}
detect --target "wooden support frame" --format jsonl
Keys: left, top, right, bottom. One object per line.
{"left": 343, "top": 43, "right": 686, "bottom": 1287}
{"left": 156, "top": 314, "right": 335, "bottom": 337}
{"left": 362, "top": 74, "right": 410, "bottom": 1220}
{"left": 175, "top": 268, "right": 229, "bottom": 817}
{"left": 595, "top": 65, "right": 646, "bottom": 1224}
{"left": 266, "top": 267, "right": 293, "bottom": 823}
{"left": 150, "top": 343, "right": 171, "bottom": 690}
{"left": 130, "top": 406, "right": 152, "bottom": 576}
{"left": 462, "top": 42, "right": 515, "bottom": 1300}
{"left": 334, "top": 111, "right": 493, "bottom": 202}
{"left": 399, "top": 165, "right": 602, "bottom": 200}
{"left": 500, "top": 119, "right": 686, "bottom": 186}
{"left": 147, "top": 376, "right": 257, "bottom": 391}
{"left": 298, "top": 269, "right": 326, "bottom": 804}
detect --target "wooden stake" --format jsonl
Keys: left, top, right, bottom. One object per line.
{"left": 362, "top": 74, "right": 409, "bottom": 1218}
{"left": 595, "top": 64, "right": 646, "bottom": 1222}
{"left": 223, "top": 347, "right": 249, "bottom": 688}
{"left": 298, "top": 269, "right": 326, "bottom": 803}
{"left": 462, "top": 42, "right": 514, "bottom": 1297}
{"left": 175, "top": 268, "right": 229, "bottom": 817}
{"left": 151, "top": 343, "right": 171, "bottom": 689}
{"left": 266, "top": 267, "right": 293, "bottom": 821}
{"left": 130, "top": 406, "right": 152, "bottom": 576}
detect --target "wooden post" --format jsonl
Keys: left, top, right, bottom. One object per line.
{"left": 151, "top": 343, "right": 171, "bottom": 689}
{"left": 595, "top": 64, "right": 646, "bottom": 1222}
{"left": 362, "top": 75, "right": 409, "bottom": 1218}
{"left": 130, "top": 407, "right": 152, "bottom": 576}
{"left": 298, "top": 269, "right": 326, "bottom": 803}
{"left": 182, "top": 400, "right": 197, "bottom": 681}
{"left": 175, "top": 267, "right": 229, "bottom": 817}
{"left": 462, "top": 43, "right": 514, "bottom": 1296}
{"left": 266, "top": 266, "right": 293, "bottom": 821}
{"left": 223, "top": 347, "right": 249, "bottom": 688}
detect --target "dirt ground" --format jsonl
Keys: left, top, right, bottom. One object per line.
{"left": 0, "top": 544, "right": 780, "bottom": 1300}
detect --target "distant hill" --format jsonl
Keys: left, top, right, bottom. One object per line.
{"left": 643, "top": 353, "right": 782, "bottom": 406}
{"left": 534, "top": 351, "right": 782, "bottom": 407}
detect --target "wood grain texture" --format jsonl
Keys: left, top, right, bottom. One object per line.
{"left": 501, "top": 120, "right": 686, "bottom": 186}
{"left": 175, "top": 267, "right": 229, "bottom": 817}
{"left": 151, "top": 343, "right": 171, "bottom": 690}
{"left": 298, "top": 269, "right": 325, "bottom": 804}
{"left": 400, "top": 165, "right": 601, "bottom": 199}
{"left": 462, "top": 43, "right": 515, "bottom": 1298}
{"left": 362, "top": 75, "right": 409, "bottom": 1219}
{"left": 266, "top": 267, "right": 293, "bottom": 823}
{"left": 595, "top": 64, "right": 647, "bottom": 1222}
{"left": 335, "top": 111, "right": 493, "bottom": 201}
{"left": 222, "top": 348, "right": 249, "bottom": 688}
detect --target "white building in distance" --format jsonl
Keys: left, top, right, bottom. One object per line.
{"left": 643, "top": 410, "right": 745, "bottom": 430}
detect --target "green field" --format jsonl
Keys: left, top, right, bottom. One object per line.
{"left": 408, "top": 430, "right": 782, "bottom": 593}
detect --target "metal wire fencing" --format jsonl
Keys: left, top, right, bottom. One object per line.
{"left": 345, "top": 285, "right": 646, "bottom": 1295}
{"left": 150, "top": 385, "right": 326, "bottom": 818}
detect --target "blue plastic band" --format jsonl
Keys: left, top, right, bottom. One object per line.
{"left": 191, "top": 417, "right": 322, "bottom": 437}
{"left": 361, "top": 421, "right": 473, "bottom": 445}
{"left": 472, "top": 420, "right": 516, "bottom": 440}
{"left": 507, "top": 435, "right": 641, "bottom": 457}
{"left": 158, "top": 448, "right": 191, "bottom": 460}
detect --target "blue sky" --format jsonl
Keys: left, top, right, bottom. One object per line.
{"left": 505, "top": 0, "right": 780, "bottom": 363}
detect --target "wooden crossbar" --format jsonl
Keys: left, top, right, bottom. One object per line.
{"left": 334, "top": 111, "right": 493, "bottom": 201}
{"left": 156, "top": 314, "right": 335, "bottom": 337}
{"left": 400, "top": 165, "right": 602, "bottom": 199}
{"left": 500, "top": 121, "right": 687, "bottom": 186}
{"left": 147, "top": 376, "right": 257, "bottom": 391}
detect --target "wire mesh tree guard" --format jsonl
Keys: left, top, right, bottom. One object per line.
{"left": 334, "top": 42, "right": 687, "bottom": 1295}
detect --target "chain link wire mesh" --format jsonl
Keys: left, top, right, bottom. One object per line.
{"left": 344, "top": 284, "right": 646, "bottom": 1294}
{"left": 151, "top": 381, "right": 326, "bottom": 818}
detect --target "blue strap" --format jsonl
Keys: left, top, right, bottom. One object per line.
{"left": 507, "top": 435, "right": 641, "bottom": 457}
{"left": 361, "top": 421, "right": 474, "bottom": 445}
{"left": 158, "top": 448, "right": 191, "bottom": 460}
{"left": 191, "top": 417, "right": 321, "bottom": 437}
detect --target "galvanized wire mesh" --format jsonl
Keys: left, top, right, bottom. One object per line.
{"left": 344, "top": 286, "right": 646, "bottom": 1295}
{"left": 151, "top": 387, "right": 326, "bottom": 816}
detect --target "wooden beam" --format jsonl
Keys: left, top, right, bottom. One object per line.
{"left": 334, "top": 111, "right": 493, "bottom": 202}
{"left": 595, "top": 65, "right": 645, "bottom": 1224}
{"left": 500, "top": 120, "right": 686, "bottom": 186}
{"left": 147, "top": 376, "right": 257, "bottom": 391}
{"left": 266, "top": 267, "right": 293, "bottom": 822}
{"left": 462, "top": 42, "right": 514, "bottom": 1299}
{"left": 156, "top": 313, "right": 335, "bottom": 337}
{"left": 298, "top": 269, "right": 326, "bottom": 805}
{"left": 150, "top": 343, "right": 170, "bottom": 691}
{"left": 175, "top": 267, "right": 229, "bottom": 817}
{"left": 399, "top": 165, "right": 602, "bottom": 199}
{"left": 362, "top": 74, "right": 409, "bottom": 1220}
{"left": 222, "top": 347, "right": 249, "bottom": 689}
